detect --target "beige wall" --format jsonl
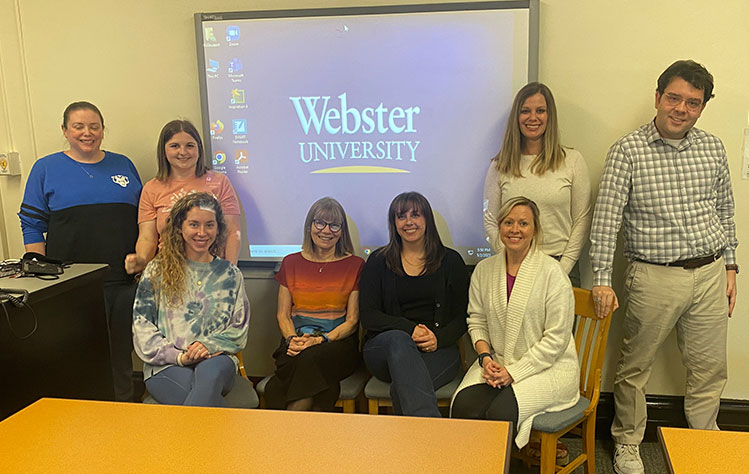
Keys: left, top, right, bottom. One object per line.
{"left": 1, "top": 0, "right": 747, "bottom": 397}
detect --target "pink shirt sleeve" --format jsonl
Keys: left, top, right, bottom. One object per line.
{"left": 138, "top": 179, "right": 158, "bottom": 224}
{"left": 214, "top": 173, "right": 240, "bottom": 215}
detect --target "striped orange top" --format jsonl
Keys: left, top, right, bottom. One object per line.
{"left": 275, "top": 252, "right": 364, "bottom": 333}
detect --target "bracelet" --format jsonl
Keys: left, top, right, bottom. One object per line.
{"left": 176, "top": 352, "right": 184, "bottom": 367}
{"left": 320, "top": 333, "right": 330, "bottom": 343}
{"left": 478, "top": 352, "right": 492, "bottom": 368}
{"left": 285, "top": 335, "right": 295, "bottom": 346}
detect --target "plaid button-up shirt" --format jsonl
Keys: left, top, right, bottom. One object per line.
{"left": 590, "top": 120, "right": 738, "bottom": 287}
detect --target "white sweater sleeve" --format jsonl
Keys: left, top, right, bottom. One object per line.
{"left": 483, "top": 162, "right": 502, "bottom": 252}
{"left": 466, "top": 261, "right": 491, "bottom": 347}
{"left": 559, "top": 151, "right": 592, "bottom": 273}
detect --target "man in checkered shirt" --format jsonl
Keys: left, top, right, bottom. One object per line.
{"left": 589, "top": 60, "right": 738, "bottom": 474}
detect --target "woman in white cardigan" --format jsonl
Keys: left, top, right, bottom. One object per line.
{"left": 451, "top": 196, "right": 580, "bottom": 449}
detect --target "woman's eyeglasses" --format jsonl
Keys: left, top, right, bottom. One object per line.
{"left": 312, "top": 219, "right": 342, "bottom": 233}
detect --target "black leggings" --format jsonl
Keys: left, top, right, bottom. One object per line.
{"left": 451, "top": 383, "right": 519, "bottom": 426}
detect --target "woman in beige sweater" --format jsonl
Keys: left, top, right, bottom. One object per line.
{"left": 483, "top": 83, "right": 591, "bottom": 286}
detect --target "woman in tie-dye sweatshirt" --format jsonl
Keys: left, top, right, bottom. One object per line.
{"left": 133, "top": 192, "right": 249, "bottom": 407}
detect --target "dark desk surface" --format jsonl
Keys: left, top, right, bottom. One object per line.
{"left": 1, "top": 263, "right": 108, "bottom": 300}
{"left": 1, "top": 264, "right": 113, "bottom": 420}
{"left": 0, "top": 398, "right": 513, "bottom": 474}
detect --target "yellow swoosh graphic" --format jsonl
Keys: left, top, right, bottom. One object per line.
{"left": 311, "top": 166, "right": 409, "bottom": 174}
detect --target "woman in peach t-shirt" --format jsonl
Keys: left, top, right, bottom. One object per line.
{"left": 125, "top": 120, "right": 241, "bottom": 274}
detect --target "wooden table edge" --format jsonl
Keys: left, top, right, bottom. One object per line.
{"left": 502, "top": 421, "right": 513, "bottom": 474}
{"left": 657, "top": 426, "right": 676, "bottom": 474}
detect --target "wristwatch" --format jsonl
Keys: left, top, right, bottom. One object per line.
{"left": 478, "top": 352, "right": 492, "bottom": 367}
{"left": 726, "top": 264, "right": 739, "bottom": 274}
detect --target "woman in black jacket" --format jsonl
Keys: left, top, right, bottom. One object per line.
{"left": 360, "top": 191, "right": 469, "bottom": 417}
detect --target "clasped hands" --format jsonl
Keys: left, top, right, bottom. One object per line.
{"left": 179, "top": 341, "right": 222, "bottom": 366}
{"left": 286, "top": 334, "right": 324, "bottom": 356}
{"left": 412, "top": 324, "right": 438, "bottom": 352}
{"left": 482, "top": 358, "right": 513, "bottom": 389}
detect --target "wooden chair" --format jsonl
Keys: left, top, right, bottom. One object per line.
{"left": 512, "top": 287, "right": 614, "bottom": 474}
{"left": 364, "top": 335, "right": 468, "bottom": 415}
{"left": 226, "top": 352, "right": 260, "bottom": 408}
{"left": 143, "top": 352, "right": 259, "bottom": 408}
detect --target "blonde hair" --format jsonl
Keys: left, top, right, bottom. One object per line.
{"left": 492, "top": 82, "right": 567, "bottom": 177}
{"left": 495, "top": 196, "right": 543, "bottom": 251}
{"left": 150, "top": 192, "right": 227, "bottom": 306}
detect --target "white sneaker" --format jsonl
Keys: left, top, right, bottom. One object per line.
{"left": 613, "top": 443, "right": 645, "bottom": 474}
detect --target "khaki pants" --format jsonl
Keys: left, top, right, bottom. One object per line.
{"left": 611, "top": 258, "right": 728, "bottom": 445}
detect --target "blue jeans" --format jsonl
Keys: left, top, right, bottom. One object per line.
{"left": 363, "top": 330, "right": 461, "bottom": 417}
{"left": 146, "top": 355, "right": 235, "bottom": 407}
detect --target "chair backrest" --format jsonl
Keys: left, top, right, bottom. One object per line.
{"left": 236, "top": 352, "right": 248, "bottom": 378}
{"left": 572, "top": 287, "right": 613, "bottom": 407}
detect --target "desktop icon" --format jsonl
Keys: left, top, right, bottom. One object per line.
{"left": 213, "top": 151, "right": 227, "bottom": 165}
{"left": 231, "top": 89, "right": 245, "bottom": 105}
{"left": 204, "top": 27, "right": 217, "bottom": 42}
{"left": 228, "top": 58, "right": 243, "bottom": 73}
{"left": 226, "top": 26, "right": 240, "bottom": 41}
{"left": 210, "top": 120, "right": 224, "bottom": 135}
{"left": 232, "top": 119, "right": 247, "bottom": 135}
{"left": 235, "top": 150, "right": 249, "bottom": 164}
{"left": 207, "top": 59, "right": 219, "bottom": 74}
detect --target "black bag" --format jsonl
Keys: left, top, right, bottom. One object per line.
{"left": 21, "top": 252, "right": 65, "bottom": 276}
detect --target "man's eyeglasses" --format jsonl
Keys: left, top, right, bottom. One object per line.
{"left": 662, "top": 93, "right": 703, "bottom": 112}
{"left": 312, "top": 219, "right": 342, "bottom": 233}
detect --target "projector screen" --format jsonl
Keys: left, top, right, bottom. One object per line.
{"left": 195, "top": 2, "right": 539, "bottom": 264}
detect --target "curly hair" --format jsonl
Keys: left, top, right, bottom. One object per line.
{"left": 150, "top": 192, "right": 227, "bottom": 306}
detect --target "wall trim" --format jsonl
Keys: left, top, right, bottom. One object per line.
{"left": 595, "top": 392, "right": 749, "bottom": 440}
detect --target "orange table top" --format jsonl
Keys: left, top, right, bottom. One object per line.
{"left": 0, "top": 398, "right": 511, "bottom": 474}
{"left": 658, "top": 426, "right": 749, "bottom": 474}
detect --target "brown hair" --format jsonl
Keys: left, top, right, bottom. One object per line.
{"left": 155, "top": 120, "right": 209, "bottom": 181}
{"left": 62, "top": 101, "right": 104, "bottom": 129}
{"left": 378, "top": 191, "right": 444, "bottom": 276}
{"left": 491, "top": 82, "right": 566, "bottom": 177}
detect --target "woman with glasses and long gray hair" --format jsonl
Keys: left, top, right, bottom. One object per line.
{"left": 264, "top": 197, "right": 364, "bottom": 411}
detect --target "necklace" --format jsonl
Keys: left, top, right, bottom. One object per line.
{"left": 67, "top": 151, "right": 103, "bottom": 179}
{"left": 305, "top": 250, "right": 336, "bottom": 272}
{"left": 75, "top": 162, "right": 94, "bottom": 179}
{"left": 402, "top": 254, "right": 424, "bottom": 268}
